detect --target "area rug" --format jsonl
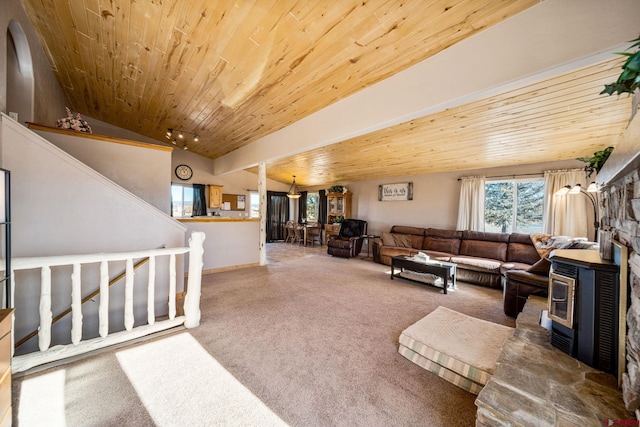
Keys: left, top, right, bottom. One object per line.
{"left": 398, "top": 306, "right": 514, "bottom": 395}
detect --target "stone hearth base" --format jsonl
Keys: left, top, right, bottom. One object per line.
{"left": 475, "top": 296, "right": 632, "bottom": 426}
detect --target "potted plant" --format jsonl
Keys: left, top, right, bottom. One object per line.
{"left": 576, "top": 146, "right": 614, "bottom": 177}
{"left": 600, "top": 34, "right": 640, "bottom": 96}
{"left": 328, "top": 185, "right": 344, "bottom": 194}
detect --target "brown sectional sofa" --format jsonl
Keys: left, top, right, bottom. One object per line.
{"left": 372, "top": 226, "right": 542, "bottom": 289}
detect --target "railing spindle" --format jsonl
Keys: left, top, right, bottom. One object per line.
{"left": 39, "top": 266, "right": 52, "bottom": 351}
{"left": 71, "top": 263, "right": 82, "bottom": 345}
{"left": 124, "top": 258, "right": 134, "bottom": 331}
{"left": 169, "top": 254, "right": 176, "bottom": 320}
{"left": 184, "top": 232, "right": 205, "bottom": 328}
{"left": 98, "top": 261, "right": 109, "bottom": 338}
{"left": 147, "top": 256, "right": 156, "bottom": 325}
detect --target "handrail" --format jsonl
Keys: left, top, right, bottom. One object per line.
{"left": 9, "top": 246, "right": 189, "bottom": 270}
{"left": 8, "top": 231, "right": 205, "bottom": 373}
{"left": 14, "top": 255, "right": 153, "bottom": 349}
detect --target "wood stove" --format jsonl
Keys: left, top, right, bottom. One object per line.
{"left": 548, "top": 250, "right": 620, "bottom": 376}
{"left": 548, "top": 271, "right": 576, "bottom": 329}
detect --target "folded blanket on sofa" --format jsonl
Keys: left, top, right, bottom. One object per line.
{"left": 529, "top": 233, "right": 598, "bottom": 259}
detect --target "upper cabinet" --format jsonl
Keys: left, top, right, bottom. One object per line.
{"left": 209, "top": 185, "right": 223, "bottom": 208}
{"left": 327, "top": 192, "right": 351, "bottom": 224}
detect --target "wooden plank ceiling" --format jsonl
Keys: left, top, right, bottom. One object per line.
{"left": 21, "top": 0, "right": 632, "bottom": 186}
{"left": 251, "top": 57, "right": 632, "bottom": 185}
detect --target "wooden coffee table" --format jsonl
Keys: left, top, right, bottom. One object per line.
{"left": 390, "top": 256, "right": 457, "bottom": 294}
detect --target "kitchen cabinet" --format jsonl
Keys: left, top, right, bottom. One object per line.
{"left": 327, "top": 192, "right": 351, "bottom": 224}
{"left": 209, "top": 185, "right": 223, "bottom": 208}
{"left": 326, "top": 192, "right": 351, "bottom": 243}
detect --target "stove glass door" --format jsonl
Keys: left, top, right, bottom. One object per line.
{"left": 548, "top": 272, "right": 576, "bottom": 329}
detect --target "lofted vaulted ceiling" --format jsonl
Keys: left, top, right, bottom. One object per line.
{"left": 21, "top": 0, "right": 637, "bottom": 186}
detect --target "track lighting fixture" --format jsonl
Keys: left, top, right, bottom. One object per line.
{"left": 166, "top": 128, "right": 199, "bottom": 147}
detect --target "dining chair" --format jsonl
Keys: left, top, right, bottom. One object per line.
{"left": 284, "top": 220, "right": 296, "bottom": 243}
{"left": 305, "top": 222, "right": 322, "bottom": 246}
{"left": 294, "top": 222, "right": 305, "bottom": 244}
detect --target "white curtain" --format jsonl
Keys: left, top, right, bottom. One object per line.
{"left": 543, "top": 169, "right": 589, "bottom": 238}
{"left": 456, "top": 176, "right": 485, "bottom": 231}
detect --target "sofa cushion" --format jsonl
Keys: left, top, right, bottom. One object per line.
{"left": 423, "top": 237, "right": 461, "bottom": 255}
{"left": 462, "top": 231, "right": 510, "bottom": 243}
{"left": 425, "top": 228, "right": 463, "bottom": 239}
{"left": 459, "top": 239, "right": 507, "bottom": 262}
{"left": 457, "top": 269, "right": 502, "bottom": 289}
{"left": 508, "top": 233, "right": 532, "bottom": 244}
{"left": 449, "top": 256, "right": 502, "bottom": 274}
{"left": 381, "top": 232, "right": 413, "bottom": 248}
{"left": 389, "top": 226, "right": 426, "bottom": 249}
{"left": 507, "top": 241, "right": 540, "bottom": 265}
{"left": 421, "top": 250, "right": 453, "bottom": 262}
{"left": 390, "top": 225, "right": 426, "bottom": 236}
{"left": 379, "top": 246, "right": 418, "bottom": 265}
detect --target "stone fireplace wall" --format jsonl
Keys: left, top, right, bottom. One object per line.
{"left": 600, "top": 167, "right": 640, "bottom": 417}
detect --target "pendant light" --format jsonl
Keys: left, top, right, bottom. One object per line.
{"left": 287, "top": 175, "right": 301, "bottom": 199}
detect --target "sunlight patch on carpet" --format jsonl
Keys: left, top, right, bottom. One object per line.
{"left": 17, "top": 369, "right": 67, "bottom": 426}
{"left": 116, "top": 332, "right": 288, "bottom": 427}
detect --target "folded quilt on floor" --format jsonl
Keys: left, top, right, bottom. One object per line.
{"left": 398, "top": 306, "right": 513, "bottom": 394}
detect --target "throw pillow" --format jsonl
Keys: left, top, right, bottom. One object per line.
{"left": 382, "top": 232, "right": 413, "bottom": 248}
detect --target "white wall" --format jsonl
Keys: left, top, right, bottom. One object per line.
{"left": 181, "top": 220, "right": 260, "bottom": 272}
{"left": 34, "top": 128, "right": 173, "bottom": 212}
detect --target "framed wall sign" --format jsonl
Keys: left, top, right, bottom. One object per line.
{"left": 378, "top": 182, "right": 413, "bottom": 201}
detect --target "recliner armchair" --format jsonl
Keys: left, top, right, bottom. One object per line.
{"left": 327, "top": 219, "right": 368, "bottom": 258}
{"left": 503, "top": 258, "right": 551, "bottom": 317}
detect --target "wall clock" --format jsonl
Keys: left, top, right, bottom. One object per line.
{"left": 175, "top": 164, "right": 193, "bottom": 181}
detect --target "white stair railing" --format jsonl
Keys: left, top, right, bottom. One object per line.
{"left": 6, "top": 231, "right": 205, "bottom": 373}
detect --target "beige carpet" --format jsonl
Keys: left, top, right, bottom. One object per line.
{"left": 12, "top": 243, "right": 515, "bottom": 426}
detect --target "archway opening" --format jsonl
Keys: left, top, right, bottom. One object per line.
{"left": 6, "top": 20, "right": 34, "bottom": 124}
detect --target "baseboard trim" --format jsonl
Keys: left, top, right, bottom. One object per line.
{"left": 202, "top": 262, "right": 261, "bottom": 275}
{"left": 183, "top": 262, "right": 261, "bottom": 279}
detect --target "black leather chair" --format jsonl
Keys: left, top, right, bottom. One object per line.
{"left": 327, "top": 219, "right": 368, "bottom": 258}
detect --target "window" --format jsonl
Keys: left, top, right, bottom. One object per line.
{"left": 306, "top": 192, "right": 319, "bottom": 222}
{"left": 484, "top": 179, "right": 544, "bottom": 233}
{"left": 171, "top": 184, "right": 193, "bottom": 217}
{"left": 249, "top": 191, "right": 260, "bottom": 218}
